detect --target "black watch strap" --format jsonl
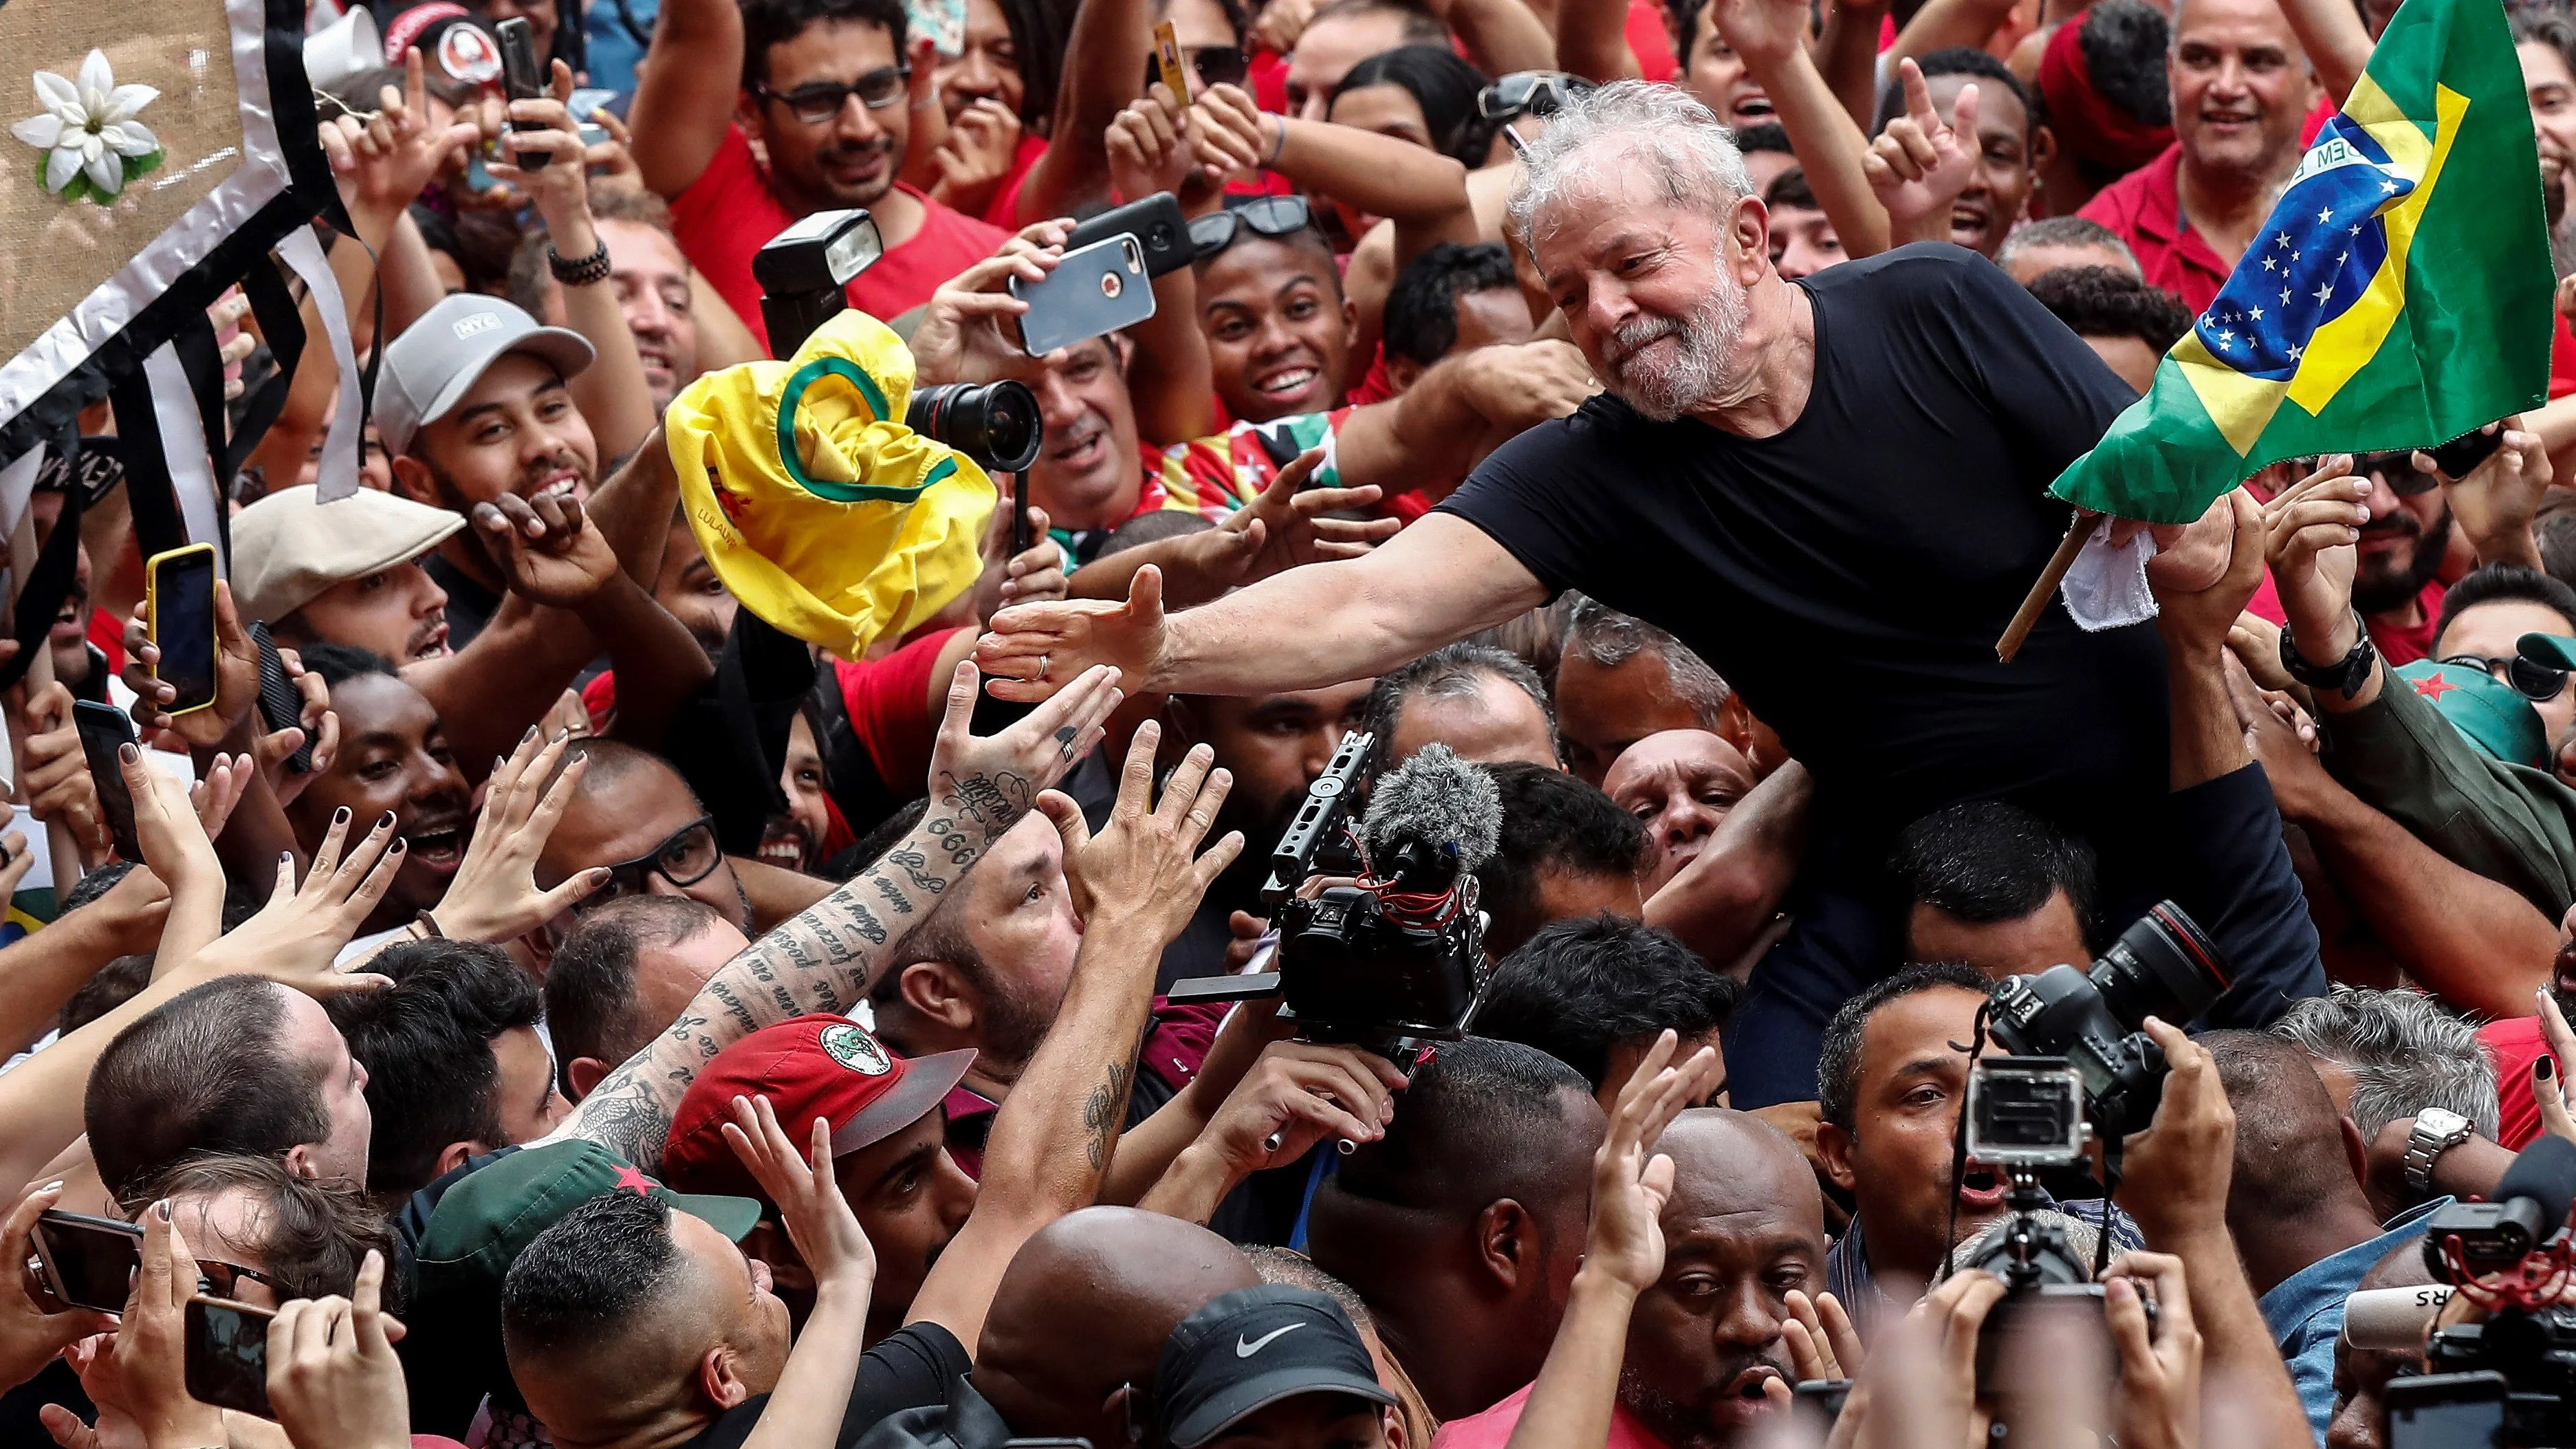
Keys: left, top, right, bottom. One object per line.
{"left": 2280, "top": 616, "right": 2377, "bottom": 699}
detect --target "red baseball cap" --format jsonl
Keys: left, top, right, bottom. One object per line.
{"left": 659, "top": 1014, "right": 975, "bottom": 1201}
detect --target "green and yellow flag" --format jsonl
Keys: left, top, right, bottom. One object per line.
{"left": 2049, "top": 0, "right": 2554, "bottom": 525}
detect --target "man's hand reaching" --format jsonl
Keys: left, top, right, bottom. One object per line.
{"left": 722, "top": 1094, "right": 877, "bottom": 1297}
{"left": 1038, "top": 719, "right": 1242, "bottom": 943}
{"left": 2260, "top": 455, "right": 2370, "bottom": 672}
{"left": 2423, "top": 419, "right": 2551, "bottom": 570}
{"left": 1862, "top": 58, "right": 1980, "bottom": 244}
{"left": 911, "top": 221, "right": 1071, "bottom": 386}
{"left": 977, "top": 565, "right": 1169, "bottom": 702}
{"left": 1189, "top": 449, "right": 1401, "bottom": 593}
{"left": 473, "top": 488, "right": 620, "bottom": 609}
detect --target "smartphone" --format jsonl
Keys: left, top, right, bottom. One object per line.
{"left": 1152, "top": 19, "right": 1192, "bottom": 102}
{"left": 144, "top": 543, "right": 219, "bottom": 717}
{"left": 184, "top": 1296, "right": 274, "bottom": 1419}
{"left": 248, "top": 622, "right": 314, "bottom": 775}
{"left": 1010, "top": 234, "right": 1155, "bottom": 357}
{"left": 72, "top": 700, "right": 142, "bottom": 864}
{"left": 31, "top": 1210, "right": 143, "bottom": 1314}
{"left": 907, "top": 0, "right": 969, "bottom": 57}
{"left": 496, "top": 17, "right": 550, "bottom": 171}
{"left": 1067, "top": 193, "right": 1192, "bottom": 278}
{"left": 2385, "top": 1370, "right": 2509, "bottom": 1449}
{"left": 2429, "top": 426, "right": 2506, "bottom": 479}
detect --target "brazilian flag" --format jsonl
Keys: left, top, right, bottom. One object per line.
{"left": 2049, "top": 0, "right": 2554, "bottom": 525}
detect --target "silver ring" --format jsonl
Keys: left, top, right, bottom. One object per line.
{"left": 1038, "top": 653, "right": 1050, "bottom": 681}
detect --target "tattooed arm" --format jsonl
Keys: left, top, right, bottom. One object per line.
{"left": 554, "top": 662, "right": 1127, "bottom": 1169}
{"left": 905, "top": 721, "right": 1243, "bottom": 1353}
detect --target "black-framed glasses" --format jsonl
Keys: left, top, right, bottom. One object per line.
{"left": 197, "top": 1260, "right": 276, "bottom": 1300}
{"left": 1188, "top": 195, "right": 1316, "bottom": 259}
{"left": 1477, "top": 70, "right": 1594, "bottom": 122}
{"left": 754, "top": 67, "right": 910, "bottom": 124}
{"left": 576, "top": 815, "right": 723, "bottom": 911}
{"left": 2442, "top": 652, "right": 2570, "bottom": 702}
{"left": 2353, "top": 450, "right": 2441, "bottom": 497}
{"left": 1142, "top": 46, "right": 1249, "bottom": 96}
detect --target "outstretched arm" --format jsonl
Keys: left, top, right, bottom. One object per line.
{"left": 979, "top": 511, "right": 1550, "bottom": 703}
{"left": 628, "top": 0, "right": 747, "bottom": 199}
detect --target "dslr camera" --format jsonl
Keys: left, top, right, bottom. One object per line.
{"left": 1172, "top": 733, "right": 1496, "bottom": 1074}
{"left": 2385, "top": 1136, "right": 2576, "bottom": 1448}
{"left": 1984, "top": 901, "right": 2231, "bottom": 1144}
{"left": 753, "top": 210, "right": 1042, "bottom": 472}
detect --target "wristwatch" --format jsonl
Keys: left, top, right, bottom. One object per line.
{"left": 2403, "top": 1107, "right": 2476, "bottom": 1194}
{"left": 2280, "top": 615, "right": 2379, "bottom": 700}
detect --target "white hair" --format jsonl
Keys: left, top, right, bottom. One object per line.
{"left": 2271, "top": 986, "right": 2502, "bottom": 1143}
{"left": 1506, "top": 80, "right": 1756, "bottom": 253}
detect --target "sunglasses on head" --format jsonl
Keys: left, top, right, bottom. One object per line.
{"left": 2441, "top": 652, "right": 2569, "bottom": 703}
{"left": 2353, "top": 450, "right": 2441, "bottom": 497}
{"left": 574, "top": 815, "right": 724, "bottom": 913}
{"left": 753, "top": 65, "right": 911, "bottom": 124}
{"left": 1477, "top": 70, "right": 1594, "bottom": 122}
{"left": 1187, "top": 195, "right": 1316, "bottom": 259}
{"left": 1142, "top": 46, "right": 1249, "bottom": 96}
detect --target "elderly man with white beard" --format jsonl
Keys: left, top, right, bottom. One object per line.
{"left": 974, "top": 80, "right": 2214, "bottom": 1107}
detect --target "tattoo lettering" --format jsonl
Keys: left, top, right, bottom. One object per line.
{"left": 666, "top": 1011, "right": 710, "bottom": 1042}
{"left": 847, "top": 902, "right": 888, "bottom": 946}
{"left": 1083, "top": 1060, "right": 1130, "bottom": 1170}
{"left": 747, "top": 952, "right": 779, "bottom": 983}
{"left": 706, "top": 979, "right": 758, "bottom": 1032}
{"left": 946, "top": 773, "right": 1012, "bottom": 825}
{"left": 873, "top": 875, "right": 915, "bottom": 914}
{"left": 767, "top": 982, "right": 798, "bottom": 1016}
{"left": 888, "top": 847, "right": 944, "bottom": 895}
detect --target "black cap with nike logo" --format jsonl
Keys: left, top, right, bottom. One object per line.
{"left": 1152, "top": 1284, "right": 1399, "bottom": 1448}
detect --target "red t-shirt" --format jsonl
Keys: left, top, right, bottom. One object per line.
{"left": 831, "top": 625, "right": 965, "bottom": 794}
{"left": 2244, "top": 574, "right": 2446, "bottom": 667}
{"left": 1628, "top": 0, "right": 1678, "bottom": 81}
{"left": 2482, "top": 1013, "right": 2546, "bottom": 1151}
{"left": 2076, "top": 143, "right": 2229, "bottom": 315}
{"left": 1433, "top": 1382, "right": 1672, "bottom": 1449}
{"left": 670, "top": 126, "right": 1009, "bottom": 354}
{"left": 983, "top": 131, "right": 1049, "bottom": 229}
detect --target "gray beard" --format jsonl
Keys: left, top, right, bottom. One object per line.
{"left": 1606, "top": 284, "right": 1747, "bottom": 422}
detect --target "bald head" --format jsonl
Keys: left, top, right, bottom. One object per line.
{"left": 2204, "top": 1031, "right": 2369, "bottom": 1228}
{"left": 973, "top": 1208, "right": 1261, "bottom": 1440}
{"left": 1657, "top": 1109, "right": 1826, "bottom": 1248}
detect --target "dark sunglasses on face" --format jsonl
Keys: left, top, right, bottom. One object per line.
{"left": 1477, "top": 70, "right": 1594, "bottom": 122}
{"left": 754, "top": 66, "right": 910, "bottom": 124}
{"left": 576, "top": 815, "right": 723, "bottom": 912}
{"left": 2353, "top": 450, "right": 2441, "bottom": 497}
{"left": 1142, "top": 46, "right": 1249, "bottom": 96}
{"left": 2441, "top": 652, "right": 2570, "bottom": 702}
{"left": 1187, "top": 195, "right": 1316, "bottom": 259}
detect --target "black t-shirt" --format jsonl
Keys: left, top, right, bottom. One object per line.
{"left": 684, "top": 1321, "right": 972, "bottom": 1449}
{"left": 1438, "top": 244, "right": 2167, "bottom": 846}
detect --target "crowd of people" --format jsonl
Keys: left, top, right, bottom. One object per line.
{"left": 8, "top": 0, "right": 2576, "bottom": 1442}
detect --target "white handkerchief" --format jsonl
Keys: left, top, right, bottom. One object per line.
{"left": 2060, "top": 521, "right": 2159, "bottom": 631}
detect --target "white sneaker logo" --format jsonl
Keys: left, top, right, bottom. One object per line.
{"left": 1236, "top": 1324, "right": 1303, "bottom": 1358}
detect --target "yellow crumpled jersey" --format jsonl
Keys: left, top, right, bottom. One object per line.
{"left": 666, "top": 309, "right": 997, "bottom": 660}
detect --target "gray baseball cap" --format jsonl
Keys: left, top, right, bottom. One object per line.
{"left": 377, "top": 294, "right": 595, "bottom": 456}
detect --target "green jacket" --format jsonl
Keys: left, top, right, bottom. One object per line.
{"left": 2320, "top": 668, "right": 2576, "bottom": 919}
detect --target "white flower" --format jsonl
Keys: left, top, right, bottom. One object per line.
{"left": 12, "top": 50, "right": 158, "bottom": 198}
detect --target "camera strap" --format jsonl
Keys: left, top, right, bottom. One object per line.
{"left": 1939, "top": 1000, "right": 1998, "bottom": 1285}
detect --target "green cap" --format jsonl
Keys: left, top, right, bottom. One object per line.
{"left": 404, "top": 1140, "right": 761, "bottom": 1429}
{"left": 2393, "top": 660, "right": 2548, "bottom": 769}
{"left": 2517, "top": 632, "right": 2576, "bottom": 672}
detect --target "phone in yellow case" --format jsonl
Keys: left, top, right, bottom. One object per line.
{"left": 144, "top": 543, "right": 219, "bottom": 717}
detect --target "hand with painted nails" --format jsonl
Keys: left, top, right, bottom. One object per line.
{"left": 2538, "top": 988, "right": 2576, "bottom": 1144}
{"left": 426, "top": 729, "right": 606, "bottom": 944}
{"left": 170, "top": 809, "right": 402, "bottom": 995}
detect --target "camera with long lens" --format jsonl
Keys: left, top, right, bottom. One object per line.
{"left": 2385, "top": 1136, "right": 2576, "bottom": 1448}
{"left": 1169, "top": 734, "right": 1496, "bottom": 1075}
{"left": 1986, "top": 902, "right": 2231, "bottom": 1144}
{"left": 754, "top": 211, "right": 1045, "bottom": 475}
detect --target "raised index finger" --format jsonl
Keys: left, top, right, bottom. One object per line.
{"left": 1898, "top": 57, "right": 1936, "bottom": 128}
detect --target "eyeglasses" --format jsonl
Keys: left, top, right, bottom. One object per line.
{"left": 2353, "top": 450, "right": 2441, "bottom": 497}
{"left": 1188, "top": 195, "right": 1316, "bottom": 259}
{"left": 754, "top": 67, "right": 910, "bottom": 124}
{"left": 576, "top": 816, "right": 723, "bottom": 911}
{"left": 2441, "top": 653, "right": 2569, "bottom": 702}
{"left": 197, "top": 1261, "right": 275, "bottom": 1300}
{"left": 1477, "top": 70, "right": 1594, "bottom": 122}
{"left": 1142, "top": 46, "right": 1249, "bottom": 96}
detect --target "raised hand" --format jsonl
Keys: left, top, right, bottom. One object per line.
{"left": 1199, "top": 1040, "right": 1408, "bottom": 1174}
{"left": 322, "top": 48, "right": 483, "bottom": 237}
{"left": 265, "top": 1250, "right": 411, "bottom": 1449}
{"left": 930, "top": 98, "right": 1023, "bottom": 215}
{"left": 1784, "top": 1289, "right": 1864, "bottom": 1385}
{"left": 2422, "top": 418, "right": 2551, "bottom": 568}
{"left": 120, "top": 581, "right": 261, "bottom": 749}
{"left": 2146, "top": 490, "right": 2267, "bottom": 659}
{"left": 10, "top": 680, "right": 104, "bottom": 858}
{"left": 1106, "top": 84, "right": 1199, "bottom": 204}
{"left": 174, "top": 811, "right": 404, "bottom": 994}
{"left": 485, "top": 60, "right": 595, "bottom": 239}
{"left": 1197, "top": 450, "right": 1402, "bottom": 587}
{"left": 0, "top": 1182, "right": 113, "bottom": 1395}
{"left": 2102, "top": 1251, "right": 2202, "bottom": 1449}
{"left": 910, "top": 221, "right": 1071, "bottom": 386}
{"left": 472, "top": 489, "right": 619, "bottom": 609}
{"left": 1862, "top": 58, "right": 1981, "bottom": 234}
{"left": 581, "top": 105, "right": 644, "bottom": 196}
{"left": 721, "top": 1096, "right": 877, "bottom": 1294}
{"left": 118, "top": 741, "right": 219, "bottom": 897}
{"left": 427, "top": 728, "right": 606, "bottom": 942}
{"left": 2259, "top": 455, "right": 2369, "bottom": 669}
{"left": 253, "top": 646, "right": 338, "bottom": 811}
{"left": 111, "top": 1203, "right": 224, "bottom": 1449}
{"left": 1710, "top": 0, "right": 1814, "bottom": 70}
{"left": 1587, "top": 1030, "right": 1724, "bottom": 1294}
{"left": 1190, "top": 84, "right": 1276, "bottom": 182}
{"left": 924, "top": 657, "right": 1122, "bottom": 845}
{"left": 1036, "top": 719, "right": 1241, "bottom": 940}
{"left": 976, "top": 565, "right": 1168, "bottom": 704}
{"left": 2111, "top": 1018, "right": 2236, "bottom": 1245}
{"left": 976, "top": 504, "right": 1067, "bottom": 622}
